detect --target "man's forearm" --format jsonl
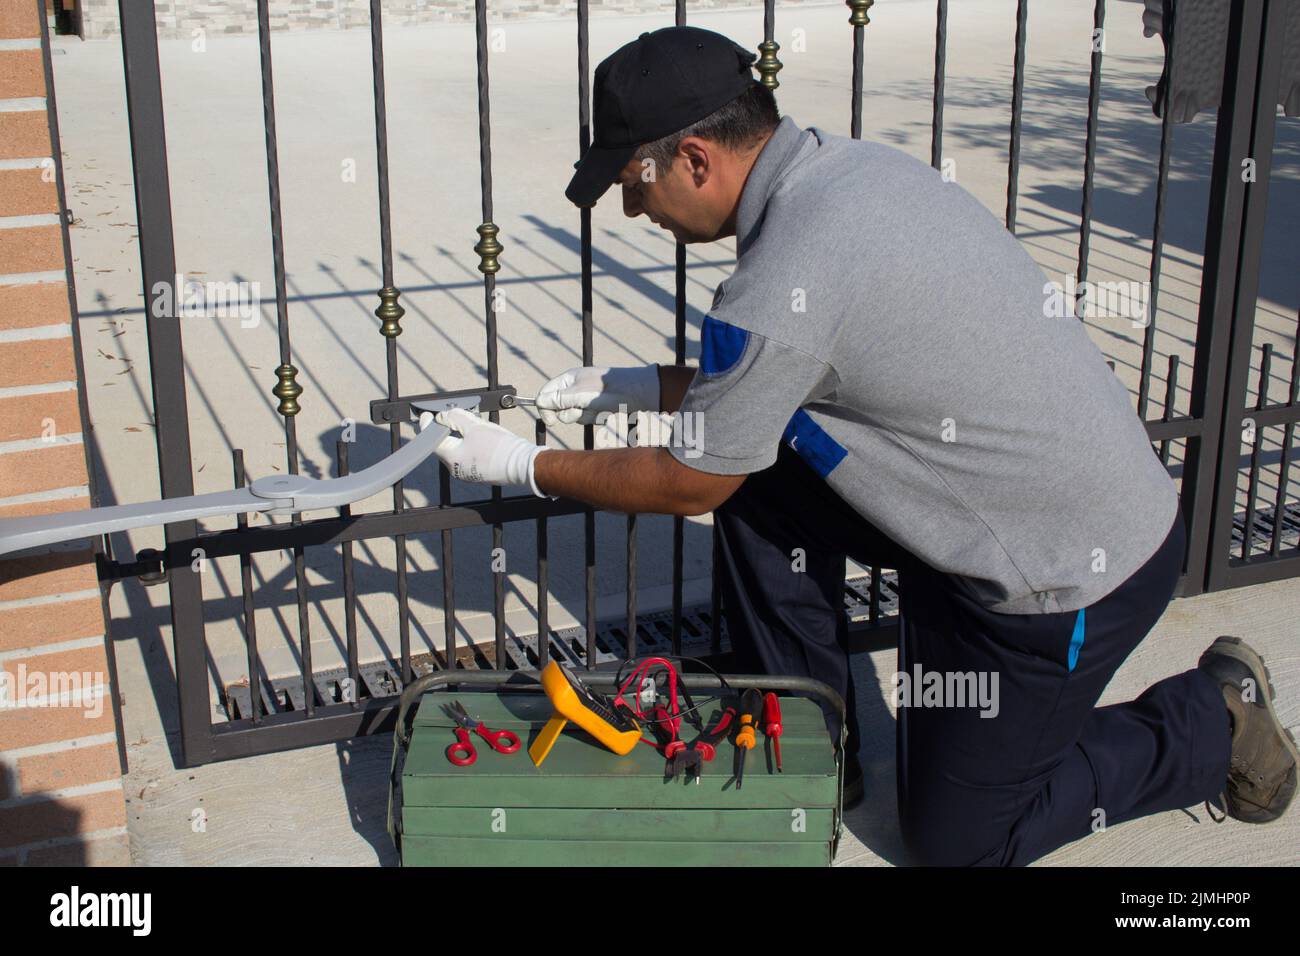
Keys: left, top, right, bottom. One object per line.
{"left": 534, "top": 445, "right": 741, "bottom": 516}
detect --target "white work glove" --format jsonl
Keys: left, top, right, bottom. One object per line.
{"left": 433, "top": 407, "right": 550, "bottom": 498}
{"left": 535, "top": 365, "right": 660, "bottom": 427}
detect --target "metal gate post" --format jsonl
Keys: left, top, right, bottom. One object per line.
{"left": 118, "top": 1, "right": 215, "bottom": 765}
{"left": 1204, "top": 0, "right": 1292, "bottom": 591}
{"left": 1179, "top": 0, "right": 1268, "bottom": 596}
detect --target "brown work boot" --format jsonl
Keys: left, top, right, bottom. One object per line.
{"left": 1198, "top": 636, "right": 1299, "bottom": 824}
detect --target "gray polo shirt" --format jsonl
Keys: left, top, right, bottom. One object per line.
{"left": 670, "top": 115, "right": 1179, "bottom": 615}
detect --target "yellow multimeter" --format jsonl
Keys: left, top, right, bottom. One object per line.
{"left": 528, "top": 661, "right": 642, "bottom": 767}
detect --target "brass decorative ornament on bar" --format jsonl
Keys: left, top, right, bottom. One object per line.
{"left": 757, "top": 40, "right": 782, "bottom": 90}
{"left": 847, "top": 0, "right": 874, "bottom": 27}
{"left": 475, "top": 221, "right": 503, "bottom": 275}
{"left": 375, "top": 285, "right": 405, "bottom": 339}
{"left": 273, "top": 363, "right": 303, "bottom": 417}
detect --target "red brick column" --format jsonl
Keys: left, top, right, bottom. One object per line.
{"left": 0, "top": 0, "right": 129, "bottom": 866}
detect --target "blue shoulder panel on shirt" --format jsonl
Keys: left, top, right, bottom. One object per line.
{"left": 700, "top": 316, "right": 749, "bottom": 376}
{"left": 782, "top": 409, "right": 848, "bottom": 479}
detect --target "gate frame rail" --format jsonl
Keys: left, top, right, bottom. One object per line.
{"left": 1199, "top": 0, "right": 1300, "bottom": 592}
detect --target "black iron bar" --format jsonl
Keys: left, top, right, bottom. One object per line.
{"left": 869, "top": 566, "right": 881, "bottom": 624}
{"left": 848, "top": 1, "right": 870, "bottom": 139}
{"left": 578, "top": 0, "right": 598, "bottom": 669}
{"left": 194, "top": 496, "right": 583, "bottom": 560}
{"left": 1220, "top": 552, "right": 1300, "bottom": 585}
{"left": 536, "top": 419, "right": 550, "bottom": 667}
{"left": 1204, "top": 0, "right": 1286, "bottom": 591}
{"left": 369, "top": 0, "right": 395, "bottom": 285}
{"left": 471, "top": 0, "right": 507, "bottom": 668}
{"left": 1073, "top": 0, "right": 1106, "bottom": 320}
{"left": 1160, "top": 354, "right": 1180, "bottom": 466}
{"left": 290, "top": 552, "right": 312, "bottom": 713}
{"left": 1219, "top": 402, "right": 1300, "bottom": 430}
{"left": 1005, "top": 0, "right": 1028, "bottom": 231}
{"left": 368, "top": 0, "right": 415, "bottom": 686}
{"left": 255, "top": 0, "right": 313, "bottom": 716}
{"left": 1241, "top": 345, "right": 1272, "bottom": 560}
{"left": 337, "top": 441, "right": 360, "bottom": 709}
{"left": 1270, "top": 310, "right": 1300, "bottom": 557}
{"left": 441, "top": 468, "right": 456, "bottom": 668}
{"left": 672, "top": 249, "right": 686, "bottom": 657}
{"left": 389, "top": 374, "right": 412, "bottom": 684}
{"left": 670, "top": 0, "right": 688, "bottom": 659}
{"left": 233, "top": 450, "right": 261, "bottom": 722}
{"left": 255, "top": 1, "right": 297, "bottom": 462}
{"left": 757, "top": 0, "right": 781, "bottom": 92}
{"left": 931, "top": 0, "right": 947, "bottom": 171}
{"left": 1179, "top": 0, "right": 1266, "bottom": 594}
{"left": 117, "top": 0, "right": 213, "bottom": 764}
{"left": 1138, "top": 1, "right": 1178, "bottom": 419}
{"left": 1146, "top": 414, "right": 1201, "bottom": 444}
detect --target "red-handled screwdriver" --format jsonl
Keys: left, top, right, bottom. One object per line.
{"left": 762, "top": 692, "right": 783, "bottom": 773}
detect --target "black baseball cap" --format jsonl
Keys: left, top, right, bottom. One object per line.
{"left": 565, "top": 26, "right": 759, "bottom": 207}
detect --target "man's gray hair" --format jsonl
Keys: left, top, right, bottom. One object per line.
{"left": 635, "top": 82, "right": 779, "bottom": 173}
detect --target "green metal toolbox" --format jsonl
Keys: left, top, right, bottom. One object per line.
{"left": 388, "top": 672, "right": 844, "bottom": 867}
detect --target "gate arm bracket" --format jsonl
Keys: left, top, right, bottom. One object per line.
{"left": 370, "top": 385, "right": 518, "bottom": 424}
{"left": 0, "top": 401, "right": 460, "bottom": 558}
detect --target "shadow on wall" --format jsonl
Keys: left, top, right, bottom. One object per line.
{"left": 0, "top": 762, "right": 90, "bottom": 866}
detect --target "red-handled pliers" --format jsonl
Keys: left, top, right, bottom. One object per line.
{"left": 443, "top": 700, "right": 521, "bottom": 766}
{"left": 669, "top": 705, "right": 737, "bottom": 784}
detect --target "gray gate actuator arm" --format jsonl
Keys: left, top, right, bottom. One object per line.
{"left": 0, "top": 401, "right": 459, "bottom": 558}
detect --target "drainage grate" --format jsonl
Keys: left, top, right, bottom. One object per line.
{"left": 843, "top": 570, "right": 901, "bottom": 628}
{"left": 1230, "top": 500, "right": 1300, "bottom": 556}
{"left": 220, "top": 572, "right": 900, "bottom": 722}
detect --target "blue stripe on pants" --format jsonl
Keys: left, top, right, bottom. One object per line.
{"left": 1068, "top": 608, "right": 1086, "bottom": 672}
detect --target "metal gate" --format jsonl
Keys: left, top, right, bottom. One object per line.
{"left": 1189, "top": 0, "right": 1300, "bottom": 593}
{"left": 99, "top": 0, "right": 1300, "bottom": 766}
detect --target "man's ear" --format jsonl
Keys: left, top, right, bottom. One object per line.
{"left": 677, "top": 136, "right": 712, "bottom": 188}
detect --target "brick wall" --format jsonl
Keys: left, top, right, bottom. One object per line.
{"left": 0, "top": 0, "right": 130, "bottom": 867}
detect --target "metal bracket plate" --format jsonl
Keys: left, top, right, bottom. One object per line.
{"left": 409, "top": 395, "right": 481, "bottom": 418}
{"left": 370, "top": 386, "right": 517, "bottom": 425}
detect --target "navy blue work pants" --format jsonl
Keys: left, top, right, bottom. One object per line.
{"left": 713, "top": 444, "right": 1231, "bottom": 865}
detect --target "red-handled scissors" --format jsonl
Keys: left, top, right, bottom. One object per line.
{"left": 443, "top": 700, "right": 522, "bottom": 766}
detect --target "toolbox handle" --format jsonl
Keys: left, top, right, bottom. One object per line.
{"left": 387, "top": 670, "right": 847, "bottom": 859}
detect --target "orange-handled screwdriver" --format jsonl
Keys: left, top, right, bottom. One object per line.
{"left": 733, "top": 688, "right": 764, "bottom": 788}
{"left": 762, "top": 692, "right": 783, "bottom": 773}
